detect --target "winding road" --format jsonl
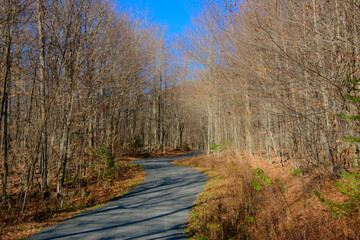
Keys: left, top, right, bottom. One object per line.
{"left": 29, "top": 151, "right": 207, "bottom": 240}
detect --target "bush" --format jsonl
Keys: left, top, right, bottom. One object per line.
{"left": 180, "top": 144, "right": 191, "bottom": 151}
{"left": 131, "top": 136, "right": 144, "bottom": 149}
{"left": 209, "top": 141, "right": 229, "bottom": 154}
{"left": 315, "top": 171, "right": 360, "bottom": 218}
{"left": 92, "top": 145, "right": 116, "bottom": 185}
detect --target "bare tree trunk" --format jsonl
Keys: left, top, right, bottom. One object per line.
{"left": 244, "top": 88, "right": 253, "bottom": 156}
{"left": 312, "top": 0, "right": 334, "bottom": 173}
{"left": 37, "top": 0, "right": 48, "bottom": 192}
{"left": 1, "top": 5, "right": 14, "bottom": 203}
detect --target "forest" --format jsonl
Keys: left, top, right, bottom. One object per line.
{"left": 0, "top": 0, "right": 359, "bottom": 239}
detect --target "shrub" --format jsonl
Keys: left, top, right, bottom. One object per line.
{"left": 92, "top": 145, "right": 116, "bottom": 185}
{"left": 315, "top": 171, "right": 360, "bottom": 218}
{"left": 180, "top": 144, "right": 191, "bottom": 151}
{"left": 209, "top": 141, "right": 230, "bottom": 154}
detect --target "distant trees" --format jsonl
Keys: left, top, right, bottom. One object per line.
{"left": 1, "top": 0, "right": 359, "bottom": 215}
{"left": 182, "top": 0, "right": 360, "bottom": 172}
{"left": 0, "top": 0, "right": 190, "bottom": 211}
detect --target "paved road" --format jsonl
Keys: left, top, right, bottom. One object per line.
{"left": 29, "top": 151, "right": 207, "bottom": 240}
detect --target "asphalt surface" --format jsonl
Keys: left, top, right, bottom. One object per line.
{"left": 29, "top": 151, "right": 207, "bottom": 240}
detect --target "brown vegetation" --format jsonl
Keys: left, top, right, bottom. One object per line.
{"left": 181, "top": 0, "right": 360, "bottom": 174}
{"left": 1, "top": 0, "right": 360, "bottom": 239}
{"left": 174, "top": 152, "right": 360, "bottom": 240}
{"left": 176, "top": 2, "right": 360, "bottom": 236}
{"left": 0, "top": 0, "right": 196, "bottom": 237}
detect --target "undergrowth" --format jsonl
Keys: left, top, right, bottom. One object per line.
{"left": 314, "top": 171, "right": 360, "bottom": 218}
{"left": 174, "top": 151, "right": 360, "bottom": 240}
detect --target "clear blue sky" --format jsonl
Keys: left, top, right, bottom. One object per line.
{"left": 113, "top": 0, "right": 200, "bottom": 35}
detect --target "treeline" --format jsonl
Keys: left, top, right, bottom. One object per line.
{"left": 0, "top": 0, "right": 191, "bottom": 209}
{"left": 182, "top": 0, "right": 360, "bottom": 172}
{"left": 2, "top": 0, "right": 360, "bottom": 216}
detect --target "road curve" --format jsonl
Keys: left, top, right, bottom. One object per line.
{"left": 29, "top": 151, "right": 207, "bottom": 240}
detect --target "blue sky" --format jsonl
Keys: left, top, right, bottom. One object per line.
{"left": 113, "top": 0, "right": 200, "bottom": 35}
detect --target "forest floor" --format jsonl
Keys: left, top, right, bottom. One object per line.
{"left": 0, "top": 147, "right": 189, "bottom": 240}
{"left": 173, "top": 151, "right": 360, "bottom": 240}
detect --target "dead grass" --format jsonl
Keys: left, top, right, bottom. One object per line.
{"left": 174, "top": 151, "right": 360, "bottom": 240}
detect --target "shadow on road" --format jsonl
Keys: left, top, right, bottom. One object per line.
{"left": 29, "top": 151, "right": 207, "bottom": 240}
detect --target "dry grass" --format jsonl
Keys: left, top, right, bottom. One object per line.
{"left": 174, "top": 151, "right": 360, "bottom": 240}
